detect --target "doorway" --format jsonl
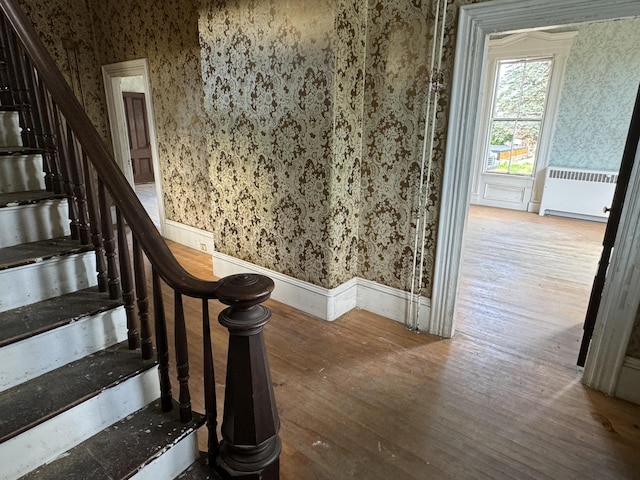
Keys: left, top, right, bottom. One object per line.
{"left": 430, "top": 0, "right": 640, "bottom": 396}
{"left": 102, "top": 59, "right": 164, "bottom": 232}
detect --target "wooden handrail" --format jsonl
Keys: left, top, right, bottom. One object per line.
{"left": 0, "top": 0, "right": 220, "bottom": 299}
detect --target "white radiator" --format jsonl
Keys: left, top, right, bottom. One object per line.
{"left": 539, "top": 167, "right": 617, "bottom": 221}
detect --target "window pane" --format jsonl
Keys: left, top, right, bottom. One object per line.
{"left": 487, "top": 120, "right": 516, "bottom": 172}
{"left": 520, "top": 61, "right": 551, "bottom": 118}
{"left": 510, "top": 121, "right": 541, "bottom": 176}
{"left": 494, "top": 62, "right": 524, "bottom": 118}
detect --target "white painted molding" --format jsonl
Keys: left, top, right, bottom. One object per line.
{"left": 163, "top": 220, "right": 215, "bottom": 254}
{"left": 615, "top": 356, "right": 640, "bottom": 405}
{"left": 102, "top": 59, "right": 166, "bottom": 236}
{"left": 213, "top": 251, "right": 429, "bottom": 325}
{"left": 583, "top": 133, "right": 640, "bottom": 394}
{"left": 432, "top": 0, "right": 640, "bottom": 359}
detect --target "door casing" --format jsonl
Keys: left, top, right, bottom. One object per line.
{"left": 428, "top": 0, "right": 640, "bottom": 395}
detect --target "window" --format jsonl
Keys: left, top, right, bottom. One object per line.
{"left": 486, "top": 58, "right": 552, "bottom": 176}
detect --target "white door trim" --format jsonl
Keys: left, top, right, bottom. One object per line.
{"left": 430, "top": 0, "right": 640, "bottom": 393}
{"left": 101, "top": 59, "right": 165, "bottom": 235}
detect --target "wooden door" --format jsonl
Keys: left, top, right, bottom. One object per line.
{"left": 577, "top": 84, "right": 640, "bottom": 366}
{"left": 123, "top": 92, "right": 154, "bottom": 184}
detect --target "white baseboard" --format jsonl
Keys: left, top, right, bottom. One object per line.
{"left": 615, "top": 356, "right": 640, "bottom": 405}
{"left": 212, "top": 251, "right": 430, "bottom": 326}
{"left": 162, "top": 220, "right": 215, "bottom": 254}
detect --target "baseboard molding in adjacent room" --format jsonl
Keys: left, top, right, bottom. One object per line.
{"left": 162, "top": 220, "right": 215, "bottom": 254}
{"left": 212, "top": 251, "right": 430, "bottom": 325}
{"left": 615, "top": 356, "right": 640, "bottom": 406}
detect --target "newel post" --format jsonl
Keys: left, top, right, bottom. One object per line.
{"left": 215, "top": 274, "right": 281, "bottom": 480}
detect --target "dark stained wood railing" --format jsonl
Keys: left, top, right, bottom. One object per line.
{"left": 0, "top": 0, "right": 280, "bottom": 477}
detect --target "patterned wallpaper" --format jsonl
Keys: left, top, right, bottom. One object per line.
{"left": 548, "top": 18, "right": 640, "bottom": 172}
{"left": 629, "top": 308, "right": 640, "bottom": 359}
{"left": 199, "top": 0, "right": 366, "bottom": 287}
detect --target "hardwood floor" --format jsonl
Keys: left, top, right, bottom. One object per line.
{"left": 154, "top": 206, "right": 640, "bottom": 480}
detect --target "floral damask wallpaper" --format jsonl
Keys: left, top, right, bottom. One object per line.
{"left": 628, "top": 308, "right": 640, "bottom": 359}
{"left": 199, "top": 0, "right": 366, "bottom": 287}
{"left": 548, "top": 18, "right": 640, "bottom": 172}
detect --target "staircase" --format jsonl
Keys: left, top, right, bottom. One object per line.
{"left": 0, "top": 0, "right": 281, "bottom": 479}
{"left": 0, "top": 121, "right": 206, "bottom": 479}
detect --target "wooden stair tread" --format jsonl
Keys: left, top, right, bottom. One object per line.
{"left": 0, "top": 146, "right": 42, "bottom": 155}
{"left": 0, "top": 342, "right": 155, "bottom": 443}
{"left": 0, "top": 189, "right": 64, "bottom": 208}
{"left": 0, "top": 287, "right": 122, "bottom": 347}
{"left": 177, "top": 454, "right": 221, "bottom": 480}
{"left": 20, "top": 400, "right": 205, "bottom": 480}
{"left": 0, "top": 236, "right": 92, "bottom": 271}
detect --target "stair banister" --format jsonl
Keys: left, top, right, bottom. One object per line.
{"left": 0, "top": 0, "right": 281, "bottom": 477}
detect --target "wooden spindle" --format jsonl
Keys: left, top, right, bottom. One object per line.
{"left": 153, "top": 268, "right": 172, "bottom": 413}
{"left": 133, "top": 237, "right": 153, "bottom": 359}
{"left": 82, "top": 153, "right": 108, "bottom": 292}
{"left": 40, "top": 88, "right": 63, "bottom": 194}
{"left": 216, "top": 274, "right": 280, "bottom": 480}
{"left": 116, "top": 207, "right": 139, "bottom": 350}
{"left": 202, "top": 299, "right": 219, "bottom": 465}
{"left": 67, "top": 131, "right": 90, "bottom": 244}
{"left": 98, "top": 178, "right": 121, "bottom": 300}
{"left": 174, "top": 292, "right": 192, "bottom": 423}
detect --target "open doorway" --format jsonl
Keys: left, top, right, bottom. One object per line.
{"left": 430, "top": 0, "right": 640, "bottom": 396}
{"left": 102, "top": 59, "right": 164, "bottom": 232}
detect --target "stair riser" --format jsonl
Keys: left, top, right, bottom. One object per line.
{"left": 0, "top": 111, "right": 21, "bottom": 147}
{"left": 0, "top": 306, "right": 128, "bottom": 393}
{"left": 131, "top": 429, "right": 201, "bottom": 480}
{"left": 0, "top": 366, "right": 161, "bottom": 480}
{"left": 0, "top": 154, "right": 45, "bottom": 193}
{"left": 0, "top": 251, "right": 97, "bottom": 313}
{"left": 0, "top": 199, "right": 70, "bottom": 248}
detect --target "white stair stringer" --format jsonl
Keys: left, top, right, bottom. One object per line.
{"left": 0, "top": 198, "right": 70, "bottom": 247}
{"left": 0, "top": 153, "right": 46, "bottom": 193}
{"left": 0, "top": 366, "right": 161, "bottom": 480}
{"left": 0, "top": 250, "right": 97, "bottom": 313}
{"left": 0, "top": 306, "right": 128, "bottom": 393}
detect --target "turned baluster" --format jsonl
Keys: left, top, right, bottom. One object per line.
{"left": 153, "top": 268, "right": 172, "bottom": 412}
{"left": 202, "top": 298, "right": 219, "bottom": 465}
{"left": 98, "top": 178, "right": 121, "bottom": 300}
{"left": 133, "top": 237, "right": 153, "bottom": 359}
{"left": 116, "top": 207, "right": 139, "bottom": 350}
{"left": 67, "top": 130, "right": 91, "bottom": 245}
{"left": 174, "top": 292, "right": 192, "bottom": 423}
{"left": 215, "top": 274, "right": 280, "bottom": 480}
{"left": 82, "top": 153, "right": 108, "bottom": 292}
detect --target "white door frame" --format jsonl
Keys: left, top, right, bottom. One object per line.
{"left": 101, "top": 58, "right": 165, "bottom": 234}
{"left": 429, "top": 0, "right": 640, "bottom": 394}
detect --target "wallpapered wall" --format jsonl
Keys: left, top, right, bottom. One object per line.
{"left": 86, "top": 0, "right": 215, "bottom": 232}
{"left": 548, "top": 18, "right": 640, "bottom": 171}
{"left": 198, "top": 0, "right": 366, "bottom": 287}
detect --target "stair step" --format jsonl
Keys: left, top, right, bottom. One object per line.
{"left": 20, "top": 401, "right": 205, "bottom": 480}
{"left": 0, "top": 287, "right": 126, "bottom": 392}
{"left": 177, "top": 454, "right": 220, "bottom": 480}
{"left": 0, "top": 343, "right": 160, "bottom": 479}
{"left": 0, "top": 191, "right": 69, "bottom": 248}
{"left": 0, "top": 237, "right": 97, "bottom": 313}
{"left": 0, "top": 152, "right": 45, "bottom": 193}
